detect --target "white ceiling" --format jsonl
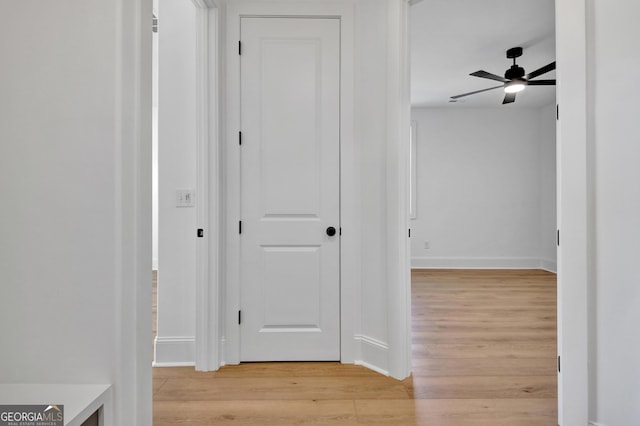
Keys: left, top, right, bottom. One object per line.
{"left": 410, "top": 0, "right": 556, "bottom": 108}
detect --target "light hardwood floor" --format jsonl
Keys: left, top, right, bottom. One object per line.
{"left": 153, "top": 269, "right": 557, "bottom": 425}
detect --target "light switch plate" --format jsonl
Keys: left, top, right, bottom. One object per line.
{"left": 176, "top": 189, "right": 195, "bottom": 207}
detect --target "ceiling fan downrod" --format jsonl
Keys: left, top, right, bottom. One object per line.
{"left": 505, "top": 47, "right": 525, "bottom": 80}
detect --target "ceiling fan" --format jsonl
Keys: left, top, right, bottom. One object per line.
{"left": 451, "top": 47, "right": 556, "bottom": 104}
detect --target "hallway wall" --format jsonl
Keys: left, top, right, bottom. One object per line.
{"left": 154, "top": 0, "right": 198, "bottom": 365}
{"left": 588, "top": 1, "right": 640, "bottom": 423}
{"left": 0, "top": 0, "right": 152, "bottom": 424}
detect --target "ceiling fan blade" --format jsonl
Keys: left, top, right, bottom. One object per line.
{"left": 526, "top": 61, "right": 556, "bottom": 80}
{"left": 527, "top": 79, "right": 556, "bottom": 86}
{"left": 470, "top": 70, "right": 509, "bottom": 83}
{"left": 450, "top": 84, "right": 503, "bottom": 100}
{"left": 503, "top": 92, "right": 516, "bottom": 104}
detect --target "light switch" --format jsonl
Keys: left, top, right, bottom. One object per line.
{"left": 176, "top": 189, "right": 195, "bottom": 207}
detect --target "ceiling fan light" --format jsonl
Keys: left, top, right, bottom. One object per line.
{"left": 505, "top": 81, "right": 526, "bottom": 94}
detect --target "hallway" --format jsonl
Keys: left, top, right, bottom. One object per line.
{"left": 153, "top": 269, "right": 557, "bottom": 425}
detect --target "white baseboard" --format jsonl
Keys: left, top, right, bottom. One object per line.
{"left": 589, "top": 422, "right": 607, "bottom": 426}
{"left": 539, "top": 258, "right": 557, "bottom": 273}
{"left": 154, "top": 336, "right": 195, "bottom": 366}
{"left": 152, "top": 361, "right": 195, "bottom": 367}
{"left": 354, "top": 359, "right": 389, "bottom": 376}
{"left": 354, "top": 335, "right": 389, "bottom": 376}
{"left": 412, "top": 256, "right": 557, "bottom": 271}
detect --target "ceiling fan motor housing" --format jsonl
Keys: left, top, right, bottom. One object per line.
{"left": 505, "top": 65, "right": 525, "bottom": 80}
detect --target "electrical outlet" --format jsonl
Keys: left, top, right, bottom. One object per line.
{"left": 424, "top": 241, "right": 430, "bottom": 249}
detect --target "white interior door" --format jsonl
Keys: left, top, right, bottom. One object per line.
{"left": 239, "top": 17, "right": 341, "bottom": 361}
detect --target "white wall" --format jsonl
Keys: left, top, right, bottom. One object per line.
{"left": 410, "top": 107, "right": 556, "bottom": 270}
{"left": 557, "top": 0, "right": 640, "bottom": 422}
{"left": 154, "top": 0, "right": 198, "bottom": 365}
{"left": 539, "top": 103, "right": 557, "bottom": 269}
{"left": 352, "top": 0, "right": 412, "bottom": 376}
{"left": 0, "top": 0, "right": 152, "bottom": 424}
{"left": 0, "top": 0, "right": 117, "bottom": 383}
{"left": 589, "top": 1, "right": 640, "bottom": 424}
{"left": 356, "top": 0, "right": 391, "bottom": 363}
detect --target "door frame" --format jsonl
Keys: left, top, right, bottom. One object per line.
{"left": 555, "top": 0, "right": 590, "bottom": 423}
{"left": 191, "top": 0, "right": 220, "bottom": 372}
{"left": 222, "top": 1, "right": 358, "bottom": 366}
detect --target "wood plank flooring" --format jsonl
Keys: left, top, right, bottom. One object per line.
{"left": 153, "top": 269, "right": 557, "bottom": 425}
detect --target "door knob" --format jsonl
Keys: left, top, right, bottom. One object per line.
{"left": 326, "top": 226, "right": 337, "bottom": 237}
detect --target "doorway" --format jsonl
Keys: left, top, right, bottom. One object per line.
{"left": 408, "top": 0, "right": 558, "bottom": 420}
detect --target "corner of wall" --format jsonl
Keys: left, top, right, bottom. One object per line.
{"left": 153, "top": 336, "right": 196, "bottom": 367}
{"left": 353, "top": 335, "right": 390, "bottom": 376}
{"left": 539, "top": 258, "right": 557, "bottom": 273}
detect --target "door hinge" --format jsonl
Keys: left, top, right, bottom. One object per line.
{"left": 152, "top": 13, "right": 158, "bottom": 33}
{"left": 239, "top": 220, "right": 242, "bottom": 234}
{"left": 339, "top": 227, "right": 342, "bottom": 236}
{"left": 238, "top": 40, "right": 242, "bottom": 55}
{"left": 238, "top": 310, "right": 242, "bottom": 325}
{"left": 558, "top": 355, "right": 561, "bottom": 373}
{"left": 408, "top": 228, "right": 411, "bottom": 238}
{"left": 557, "top": 229, "right": 560, "bottom": 247}
{"left": 239, "top": 131, "right": 242, "bottom": 146}
{"left": 556, "top": 104, "right": 559, "bottom": 120}
{"left": 197, "top": 228, "right": 204, "bottom": 238}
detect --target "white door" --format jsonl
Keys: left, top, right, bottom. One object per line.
{"left": 239, "top": 17, "right": 341, "bottom": 361}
